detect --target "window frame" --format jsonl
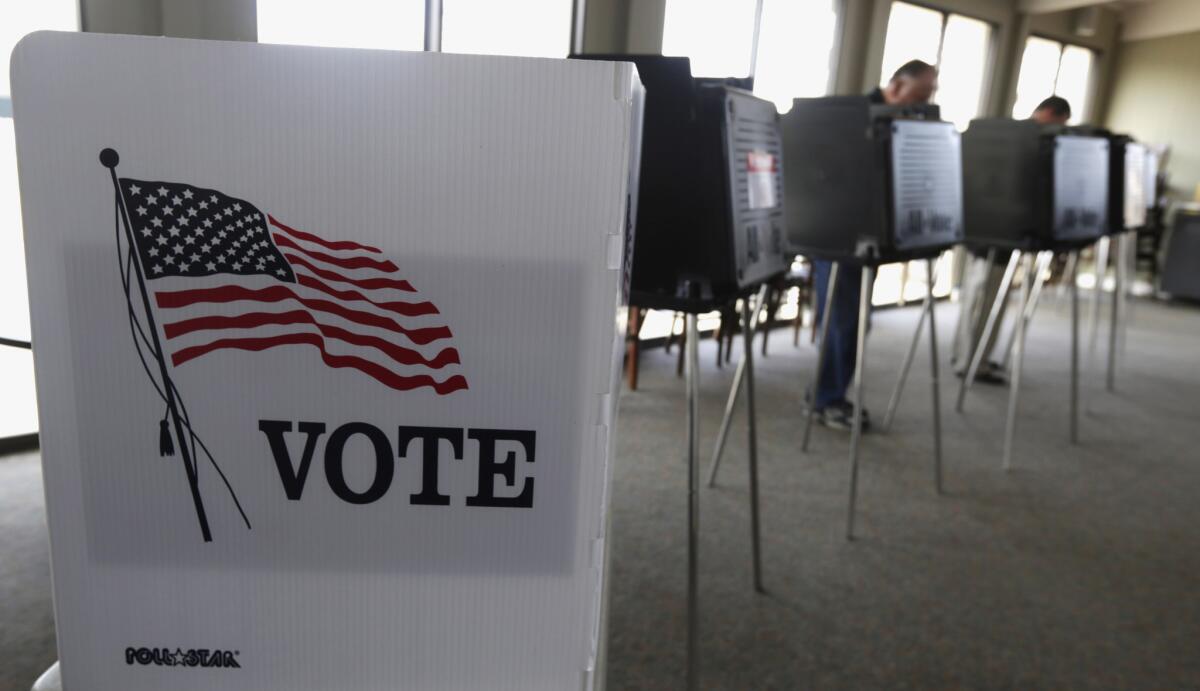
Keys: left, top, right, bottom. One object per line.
{"left": 1016, "top": 34, "right": 1098, "bottom": 124}
{"left": 878, "top": 0, "right": 998, "bottom": 122}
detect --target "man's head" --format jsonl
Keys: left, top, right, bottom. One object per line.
{"left": 883, "top": 60, "right": 938, "bottom": 106}
{"left": 1032, "top": 96, "right": 1072, "bottom": 125}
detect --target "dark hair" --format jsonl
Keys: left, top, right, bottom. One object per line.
{"left": 890, "top": 59, "right": 937, "bottom": 82}
{"left": 1035, "top": 95, "right": 1072, "bottom": 118}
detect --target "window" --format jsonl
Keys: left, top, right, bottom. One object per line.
{"left": 1012, "top": 37, "right": 1094, "bottom": 125}
{"left": 752, "top": 0, "right": 840, "bottom": 113}
{"left": 662, "top": 0, "right": 759, "bottom": 78}
{"left": 879, "top": 2, "right": 994, "bottom": 131}
{"left": 257, "top": 0, "right": 425, "bottom": 51}
{"left": 2, "top": 0, "right": 77, "bottom": 441}
{"left": 441, "top": 0, "right": 572, "bottom": 58}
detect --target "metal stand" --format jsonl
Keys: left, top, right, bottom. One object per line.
{"left": 882, "top": 261, "right": 938, "bottom": 433}
{"left": 707, "top": 285, "right": 770, "bottom": 484}
{"left": 1086, "top": 236, "right": 1111, "bottom": 366}
{"left": 999, "top": 251, "right": 1052, "bottom": 370}
{"left": 956, "top": 250, "right": 1021, "bottom": 412}
{"left": 702, "top": 285, "right": 767, "bottom": 592}
{"left": 925, "top": 258, "right": 943, "bottom": 495}
{"left": 1106, "top": 233, "right": 1130, "bottom": 392}
{"left": 684, "top": 312, "right": 700, "bottom": 691}
{"left": 1000, "top": 250, "right": 1081, "bottom": 469}
{"left": 845, "top": 265, "right": 875, "bottom": 540}
{"left": 1002, "top": 254, "right": 1034, "bottom": 470}
{"left": 801, "top": 262, "right": 840, "bottom": 452}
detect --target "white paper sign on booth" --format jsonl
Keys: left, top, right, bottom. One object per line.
{"left": 11, "top": 31, "right": 641, "bottom": 691}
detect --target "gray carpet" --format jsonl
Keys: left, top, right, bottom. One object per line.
{"left": 3, "top": 298, "right": 1200, "bottom": 690}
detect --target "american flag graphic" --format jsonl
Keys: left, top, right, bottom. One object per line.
{"left": 118, "top": 178, "right": 468, "bottom": 395}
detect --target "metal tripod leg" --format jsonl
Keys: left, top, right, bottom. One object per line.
{"left": 845, "top": 266, "right": 875, "bottom": 541}
{"left": 1000, "top": 251, "right": 1052, "bottom": 370}
{"left": 956, "top": 250, "right": 1021, "bottom": 413}
{"left": 952, "top": 250, "right": 990, "bottom": 367}
{"left": 1002, "top": 254, "right": 1034, "bottom": 471}
{"left": 684, "top": 313, "right": 700, "bottom": 691}
{"left": 1086, "top": 236, "right": 1110, "bottom": 365}
{"left": 707, "top": 284, "right": 770, "bottom": 486}
{"left": 740, "top": 296, "right": 765, "bottom": 593}
{"left": 926, "top": 258, "right": 943, "bottom": 495}
{"left": 802, "top": 262, "right": 840, "bottom": 452}
{"left": 1106, "top": 233, "right": 1127, "bottom": 392}
{"left": 1070, "top": 251, "right": 1080, "bottom": 444}
{"left": 882, "top": 262, "right": 938, "bottom": 432}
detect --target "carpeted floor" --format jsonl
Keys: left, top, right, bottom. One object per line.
{"left": 3, "top": 297, "right": 1199, "bottom": 690}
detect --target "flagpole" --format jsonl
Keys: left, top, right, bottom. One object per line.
{"left": 101, "top": 148, "right": 213, "bottom": 543}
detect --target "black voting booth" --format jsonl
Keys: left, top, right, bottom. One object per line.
{"left": 571, "top": 54, "right": 784, "bottom": 691}
{"left": 957, "top": 118, "right": 1113, "bottom": 467}
{"left": 575, "top": 54, "right": 788, "bottom": 310}
{"left": 782, "top": 96, "right": 963, "bottom": 264}
{"left": 780, "top": 95, "right": 964, "bottom": 538}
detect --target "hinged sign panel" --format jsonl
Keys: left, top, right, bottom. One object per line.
{"left": 12, "top": 31, "right": 640, "bottom": 691}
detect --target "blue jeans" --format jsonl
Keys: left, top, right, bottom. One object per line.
{"left": 812, "top": 260, "right": 864, "bottom": 410}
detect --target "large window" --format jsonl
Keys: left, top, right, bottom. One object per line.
{"left": 879, "top": 2, "right": 993, "bottom": 131}
{"left": 2, "top": 1, "right": 77, "bottom": 441}
{"left": 1012, "top": 36, "right": 1094, "bottom": 125}
{"left": 661, "top": 0, "right": 759, "bottom": 78}
{"left": 257, "top": 0, "right": 425, "bottom": 51}
{"left": 752, "top": 0, "right": 840, "bottom": 112}
{"left": 441, "top": 0, "right": 572, "bottom": 58}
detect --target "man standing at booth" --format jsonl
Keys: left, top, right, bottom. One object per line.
{"left": 811, "top": 60, "right": 938, "bottom": 430}
{"left": 954, "top": 96, "right": 1072, "bottom": 385}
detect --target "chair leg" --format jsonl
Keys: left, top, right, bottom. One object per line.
{"left": 625, "top": 307, "right": 641, "bottom": 391}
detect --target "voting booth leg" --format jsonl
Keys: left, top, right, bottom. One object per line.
{"left": 1086, "top": 236, "right": 1111, "bottom": 366}
{"left": 956, "top": 250, "right": 1021, "bottom": 413}
{"left": 1000, "top": 251, "right": 1052, "bottom": 371}
{"left": 802, "top": 262, "right": 840, "bottom": 452}
{"left": 845, "top": 266, "right": 875, "bottom": 541}
{"left": 740, "top": 296, "right": 765, "bottom": 593}
{"left": 881, "top": 284, "right": 931, "bottom": 432}
{"left": 1002, "top": 254, "right": 1035, "bottom": 471}
{"left": 1070, "top": 252, "right": 1081, "bottom": 444}
{"left": 708, "top": 284, "right": 769, "bottom": 486}
{"left": 882, "top": 257, "right": 943, "bottom": 433}
{"left": 926, "top": 259, "right": 943, "bottom": 495}
{"left": 684, "top": 313, "right": 700, "bottom": 691}
{"left": 1106, "top": 233, "right": 1129, "bottom": 392}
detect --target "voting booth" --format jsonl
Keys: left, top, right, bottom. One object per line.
{"left": 781, "top": 96, "right": 964, "bottom": 264}
{"left": 12, "top": 32, "right": 641, "bottom": 691}
{"left": 959, "top": 118, "right": 1113, "bottom": 467}
{"left": 573, "top": 55, "right": 788, "bottom": 310}
{"left": 962, "top": 119, "right": 1110, "bottom": 251}
{"left": 780, "top": 95, "right": 962, "bottom": 538}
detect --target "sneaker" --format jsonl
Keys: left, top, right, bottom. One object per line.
{"left": 818, "top": 401, "right": 871, "bottom": 432}
{"left": 975, "top": 361, "right": 1007, "bottom": 386}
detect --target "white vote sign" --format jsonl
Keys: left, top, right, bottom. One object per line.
{"left": 12, "top": 31, "right": 640, "bottom": 690}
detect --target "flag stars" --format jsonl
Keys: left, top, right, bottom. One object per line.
{"left": 168, "top": 226, "right": 181, "bottom": 237}
{"left": 232, "top": 261, "right": 243, "bottom": 270}
{"left": 184, "top": 236, "right": 196, "bottom": 245}
{"left": 157, "top": 187, "right": 168, "bottom": 197}
{"left": 275, "top": 268, "right": 287, "bottom": 277}
{"left": 178, "top": 216, "right": 190, "bottom": 226}
{"left": 190, "top": 253, "right": 200, "bottom": 262}
{"left": 148, "top": 247, "right": 159, "bottom": 257}
{"left": 179, "top": 262, "right": 190, "bottom": 271}
{"left": 206, "top": 262, "right": 216, "bottom": 271}
{"left": 173, "top": 244, "right": 185, "bottom": 255}
{"left": 171, "top": 195, "right": 182, "bottom": 206}
{"left": 200, "top": 243, "right": 211, "bottom": 253}
{"left": 156, "top": 236, "right": 168, "bottom": 246}
{"left": 146, "top": 195, "right": 158, "bottom": 205}
{"left": 199, "top": 201, "right": 209, "bottom": 210}
{"left": 163, "top": 206, "right": 175, "bottom": 216}
{"left": 135, "top": 206, "right": 147, "bottom": 216}
{"left": 183, "top": 189, "right": 194, "bottom": 200}
{"left": 187, "top": 207, "right": 197, "bottom": 217}
{"left": 150, "top": 217, "right": 163, "bottom": 228}
{"left": 164, "top": 256, "right": 175, "bottom": 265}
{"left": 128, "top": 184, "right": 141, "bottom": 195}
{"left": 152, "top": 264, "right": 163, "bottom": 274}
{"left": 202, "top": 219, "right": 213, "bottom": 228}
{"left": 209, "top": 195, "right": 218, "bottom": 203}
{"left": 140, "top": 228, "right": 153, "bottom": 238}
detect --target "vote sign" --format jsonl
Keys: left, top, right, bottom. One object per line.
{"left": 12, "top": 32, "right": 639, "bottom": 690}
